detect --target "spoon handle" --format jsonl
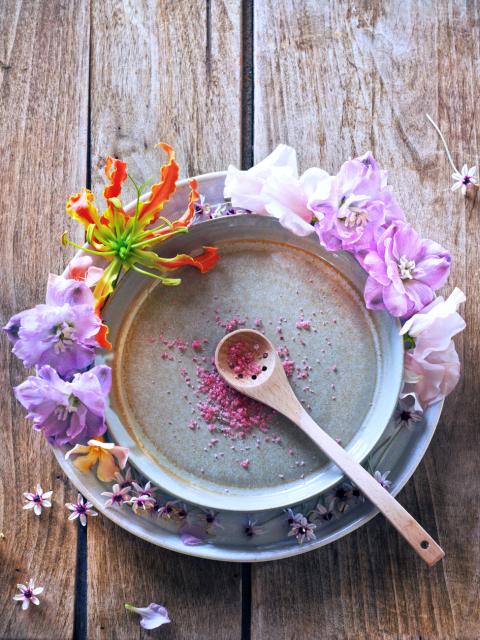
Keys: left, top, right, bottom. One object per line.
{"left": 296, "top": 409, "right": 444, "bottom": 566}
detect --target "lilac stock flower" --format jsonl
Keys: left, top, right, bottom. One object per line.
{"left": 180, "top": 523, "right": 207, "bottom": 546}
{"left": 4, "top": 274, "right": 100, "bottom": 379}
{"left": 362, "top": 221, "right": 451, "bottom": 318}
{"left": 309, "top": 152, "right": 405, "bottom": 252}
{"left": 125, "top": 602, "right": 171, "bottom": 629}
{"left": 14, "top": 364, "right": 111, "bottom": 446}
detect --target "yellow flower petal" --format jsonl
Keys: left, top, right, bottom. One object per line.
{"left": 96, "top": 451, "right": 119, "bottom": 482}
{"left": 73, "top": 451, "right": 99, "bottom": 473}
{"left": 65, "top": 444, "right": 91, "bottom": 460}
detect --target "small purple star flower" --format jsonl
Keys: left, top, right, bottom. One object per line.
{"left": 244, "top": 519, "right": 265, "bottom": 538}
{"left": 287, "top": 509, "right": 317, "bottom": 544}
{"left": 394, "top": 395, "right": 423, "bottom": 430}
{"left": 129, "top": 481, "right": 156, "bottom": 514}
{"left": 13, "top": 579, "right": 44, "bottom": 610}
{"left": 23, "top": 484, "right": 53, "bottom": 516}
{"left": 374, "top": 470, "right": 392, "bottom": 490}
{"left": 101, "top": 483, "right": 130, "bottom": 508}
{"left": 65, "top": 493, "right": 98, "bottom": 526}
{"left": 197, "top": 509, "right": 223, "bottom": 531}
{"left": 113, "top": 467, "right": 133, "bottom": 489}
{"left": 310, "top": 500, "right": 335, "bottom": 523}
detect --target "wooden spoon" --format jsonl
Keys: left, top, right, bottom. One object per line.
{"left": 215, "top": 329, "right": 444, "bottom": 566}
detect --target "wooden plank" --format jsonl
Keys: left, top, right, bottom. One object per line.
{"left": 0, "top": 1, "right": 89, "bottom": 638}
{"left": 87, "top": 2, "right": 243, "bottom": 638}
{"left": 252, "top": 1, "right": 479, "bottom": 638}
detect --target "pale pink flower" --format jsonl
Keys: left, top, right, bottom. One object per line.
{"left": 65, "top": 493, "right": 98, "bottom": 526}
{"left": 224, "top": 144, "right": 297, "bottom": 213}
{"left": 125, "top": 602, "right": 170, "bottom": 629}
{"left": 23, "top": 484, "right": 53, "bottom": 516}
{"left": 262, "top": 167, "right": 330, "bottom": 236}
{"left": 13, "top": 579, "right": 44, "bottom": 610}
{"left": 400, "top": 288, "right": 466, "bottom": 407}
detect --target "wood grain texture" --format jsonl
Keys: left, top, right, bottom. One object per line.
{"left": 87, "top": 2, "right": 243, "bottom": 638}
{"left": 0, "top": 1, "right": 89, "bottom": 638}
{"left": 252, "top": 1, "right": 479, "bottom": 638}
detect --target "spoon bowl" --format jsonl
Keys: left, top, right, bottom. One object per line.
{"left": 215, "top": 329, "right": 445, "bottom": 566}
{"left": 215, "top": 329, "right": 276, "bottom": 389}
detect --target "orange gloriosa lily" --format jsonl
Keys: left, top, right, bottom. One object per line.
{"left": 63, "top": 144, "right": 219, "bottom": 348}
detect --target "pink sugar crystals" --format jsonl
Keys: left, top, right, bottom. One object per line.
{"left": 196, "top": 366, "right": 271, "bottom": 437}
{"left": 227, "top": 341, "right": 261, "bottom": 378}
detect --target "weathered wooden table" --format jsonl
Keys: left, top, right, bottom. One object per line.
{"left": 1, "top": 1, "right": 478, "bottom": 638}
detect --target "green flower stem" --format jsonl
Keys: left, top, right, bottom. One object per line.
{"left": 62, "top": 235, "right": 117, "bottom": 257}
{"left": 130, "top": 228, "right": 188, "bottom": 250}
{"left": 130, "top": 263, "right": 181, "bottom": 285}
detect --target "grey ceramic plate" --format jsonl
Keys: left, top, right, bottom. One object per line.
{"left": 54, "top": 171, "right": 442, "bottom": 562}
{"left": 98, "top": 215, "right": 403, "bottom": 511}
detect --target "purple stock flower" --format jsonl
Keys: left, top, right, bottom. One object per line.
{"left": 3, "top": 274, "right": 100, "bottom": 379}
{"left": 125, "top": 602, "right": 171, "bottom": 629}
{"left": 14, "top": 364, "right": 111, "bottom": 446}
{"left": 309, "top": 152, "right": 405, "bottom": 252}
{"left": 362, "top": 221, "right": 451, "bottom": 318}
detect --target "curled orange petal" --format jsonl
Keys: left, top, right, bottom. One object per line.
{"left": 138, "top": 143, "right": 179, "bottom": 226}
{"left": 66, "top": 189, "right": 99, "bottom": 229}
{"left": 172, "top": 179, "right": 199, "bottom": 228}
{"left": 96, "top": 322, "right": 112, "bottom": 350}
{"left": 151, "top": 246, "right": 219, "bottom": 274}
{"left": 103, "top": 157, "right": 128, "bottom": 200}
{"left": 142, "top": 180, "right": 199, "bottom": 243}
